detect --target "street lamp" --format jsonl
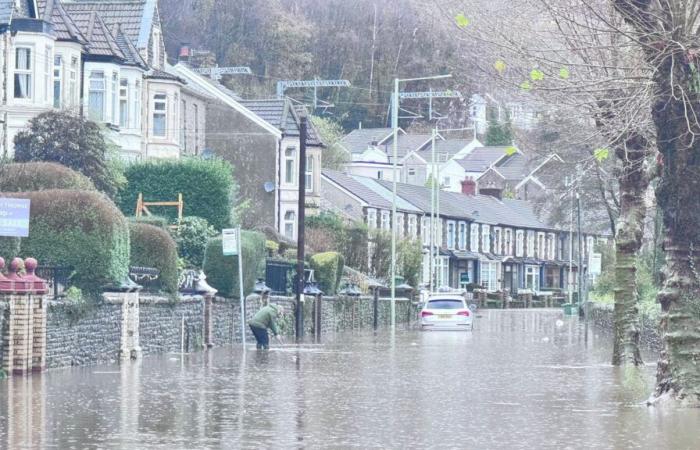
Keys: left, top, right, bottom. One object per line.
{"left": 390, "top": 73, "right": 452, "bottom": 328}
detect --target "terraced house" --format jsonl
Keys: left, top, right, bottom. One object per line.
{"left": 322, "top": 169, "right": 605, "bottom": 296}
{"left": 0, "top": 0, "right": 206, "bottom": 160}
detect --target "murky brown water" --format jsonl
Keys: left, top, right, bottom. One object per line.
{"left": 1, "top": 309, "right": 699, "bottom": 449}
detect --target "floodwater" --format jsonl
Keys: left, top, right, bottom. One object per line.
{"left": 1, "top": 310, "right": 699, "bottom": 449}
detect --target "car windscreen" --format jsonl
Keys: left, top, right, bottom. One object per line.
{"left": 426, "top": 299, "right": 464, "bottom": 309}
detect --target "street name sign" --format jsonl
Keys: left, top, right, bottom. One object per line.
{"left": 222, "top": 228, "right": 239, "bottom": 256}
{"left": 0, "top": 198, "right": 30, "bottom": 237}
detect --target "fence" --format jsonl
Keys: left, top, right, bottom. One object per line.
{"left": 265, "top": 259, "right": 295, "bottom": 295}
{"left": 36, "top": 266, "right": 73, "bottom": 300}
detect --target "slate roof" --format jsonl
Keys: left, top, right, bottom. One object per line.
{"left": 393, "top": 133, "right": 432, "bottom": 158}
{"left": 62, "top": 0, "right": 154, "bottom": 49}
{"left": 37, "top": 0, "right": 87, "bottom": 43}
{"left": 69, "top": 10, "right": 125, "bottom": 59}
{"left": 146, "top": 68, "right": 183, "bottom": 82}
{"left": 239, "top": 99, "right": 322, "bottom": 147}
{"left": 352, "top": 177, "right": 421, "bottom": 213}
{"left": 322, "top": 169, "right": 394, "bottom": 210}
{"left": 493, "top": 153, "right": 530, "bottom": 180}
{"left": 457, "top": 146, "right": 509, "bottom": 172}
{"left": 340, "top": 128, "right": 393, "bottom": 154}
{"left": 418, "top": 139, "right": 471, "bottom": 160}
{"left": 0, "top": 0, "right": 12, "bottom": 26}
{"left": 114, "top": 25, "right": 147, "bottom": 67}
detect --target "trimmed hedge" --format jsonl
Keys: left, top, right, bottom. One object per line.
{"left": 310, "top": 251, "right": 344, "bottom": 295}
{"left": 0, "top": 162, "right": 96, "bottom": 192}
{"left": 129, "top": 223, "right": 179, "bottom": 293}
{"left": 119, "top": 158, "right": 235, "bottom": 230}
{"left": 176, "top": 216, "right": 216, "bottom": 268}
{"left": 129, "top": 215, "right": 170, "bottom": 229}
{"left": 202, "top": 231, "right": 266, "bottom": 298}
{"left": 0, "top": 190, "right": 129, "bottom": 292}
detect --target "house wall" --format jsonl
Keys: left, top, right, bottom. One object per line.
{"left": 306, "top": 146, "right": 322, "bottom": 216}
{"left": 402, "top": 153, "right": 428, "bottom": 185}
{"left": 346, "top": 163, "right": 398, "bottom": 181}
{"left": 144, "top": 78, "right": 181, "bottom": 159}
{"left": 205, "top": 101, "right": 278, "bottom": 231}
{"left": 320, "top": 177, "right": 364, "bottom": 222}
{"left": 439, "top": 160, "right": 467, "bottom": 192}
{"left": 115, "top": 66, "right": 145, "bottom": 160}
{"left": 179, "top": 88, "right": 207, "bottom": 157}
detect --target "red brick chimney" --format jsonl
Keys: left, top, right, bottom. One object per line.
{"left": 461, "top": 177, "right": 476, "bottom": 196}
{"left": 179, "top": 44, "right": 191, "bottom": 62}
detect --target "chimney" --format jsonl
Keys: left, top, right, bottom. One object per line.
{"left": 461, "top": 177, "right": 476, "bottom": 196}
{"left": 179, "top": 43, "right": 191, "bottom": 62}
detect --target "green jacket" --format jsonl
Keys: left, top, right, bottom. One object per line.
{"left": 249, "top": 305, "right": 280, "bottom": 336}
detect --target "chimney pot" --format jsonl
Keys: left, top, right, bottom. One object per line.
{"left": 461, "top": 177, "right": 476, "bottom": 196}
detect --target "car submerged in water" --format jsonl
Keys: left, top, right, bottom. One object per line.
{"left": 419, "top": 294, "right": 474, "bottom": 331}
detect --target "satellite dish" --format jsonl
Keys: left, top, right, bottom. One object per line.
{"left": 264, "top": 182, "right": 275, "bottom": 193}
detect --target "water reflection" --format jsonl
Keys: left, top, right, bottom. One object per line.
{"left": 1, "top": 309, "right": 699, "bottom": 449}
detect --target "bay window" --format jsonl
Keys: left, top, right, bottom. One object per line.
{"left": 305, "top": 155, "right": 313, "bottom": 192}
{"left": 111, "top": 72, "right": 118, "bottom": 123}
{"left": 470, "top": 224, "right": 480, "bottom": 252}
{"left": 134, "top": 80, "right": 141, "bottom": 129}
{"left": 44, "top": 47, "right": 51, "bottom": 104}
{"left": 152, "top": 93, "right": 167, "bottom": 137}
{"left": 14, "top": 47, "right": 32, "bottom": 99}
{"left": 447, "top": 221, "right": 456, "bottom": 249}
{"left": 482, "top": 225, "right": 491, "bottom": 253}
{"left": 88, "top": 71, "right": 105, "bottom": 121}
{"left": 69, "top": 57, "right": 77, "bottom": 106}
{"left": 480, "top": 261, "right": 500, "bottom": 292}
{"left": 53, "top": 55, "right": 62, "bottom": 108}
{"left": 119, "top": 79, "right": 129, "bottom": 128}
{"left": 285, "top": 147, "right": 296, "bottom": 184}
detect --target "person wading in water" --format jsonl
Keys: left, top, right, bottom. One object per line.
{"left": 248, "top": 303, "right": 283, "bottom": 349}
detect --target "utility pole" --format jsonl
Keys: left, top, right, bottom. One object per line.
{"left": 567, "top": 177, "right": 574, "bottom": 303}
{"left": 429, "top": 127, "right": 437, "bottom": 292}
{"left": 577, "top": 193, "right": 584, "bottom": 308}
{"left": 390, "top": 78, "right": 399, "bottom": 329}
{"left": 295, "top": 117, "right": 308, "bottom": 341}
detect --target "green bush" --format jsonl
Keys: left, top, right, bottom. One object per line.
{"left": 202, "top": 230, "right": 266, "bottom": 298}
{"left": 0, "top": 162, "right": 96, "bottom": 192}
{"left": 128, "top": 215, "right": 170, "bottom": 229}
{"left": 176, "top": 217, "right": 216, "bottom": 268}
{"left": 310, "top": 251, "right": 344, "bottom": 295}
{"left": 0, "top": 190, "right": 129, "bottom": 292}
{"left": 119, "top": 158, "right": 236, "bottom": 230}
{"left": 129, "top": 223, "right": 179, "bottom": 293}
{"left": 398, "top": 239, "right": 423, "bottom": 288}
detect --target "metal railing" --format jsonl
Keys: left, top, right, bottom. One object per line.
{"left": 36, "top": 266, "right": 74, "bottom": 300}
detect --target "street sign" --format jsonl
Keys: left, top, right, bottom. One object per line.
{"left": 460, "top": 272, "right": 470, "bottom": 284}
{"left": 0, "top": 198, "right": 30, "bottom": 237}
{"left": 222, "top": 228, "right": 239, "bottom": 256}
{"left": 589, "top": 252, "right": 602, "bottom": 275}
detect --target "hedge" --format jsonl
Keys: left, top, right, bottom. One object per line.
{"left": 309, "top": 251, "right": 344, "bottom": 295}
{"left": 128, "top": 215, "right": 170, "bottom": 230}
{"left": 0, "top": 190, "right": 129, "bottom": 292}
{"left": 119, "top": 158, "right": 235, "bottom": 230}
{"left": 129, "top": 223, "right": 179, "bottom": 294}
{"left": 202, "top": 230, "right": 266, "bottom": 298}
{"left": 176, "top": 216, "right": 216, "bottom": 268}
{"left": 0, "top": 162, "right": 96, "bottom": 192}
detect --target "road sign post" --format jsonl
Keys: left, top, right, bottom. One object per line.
{"left": 223, "top": 227, "right": 246, "bottom": 346}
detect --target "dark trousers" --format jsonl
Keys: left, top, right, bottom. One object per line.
{"left": 249, "top": 324, "right": 269, "bottom": 349}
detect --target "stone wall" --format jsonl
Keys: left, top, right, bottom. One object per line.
{"left": 588, "top": 302, "right": 662, "bottom": 351}
{"left": 139, "top": 295, "right": 205, "bottom": 355}
{"left": 0, "top": 302, "right": 7, "bottom": 373}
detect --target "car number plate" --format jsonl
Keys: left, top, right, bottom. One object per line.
{"left": 438, "top": 314, "right": 452, "bottom": 319}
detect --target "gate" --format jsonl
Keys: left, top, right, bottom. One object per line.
{"left": 265, "top": 259, "right": 295, "bottom": 295}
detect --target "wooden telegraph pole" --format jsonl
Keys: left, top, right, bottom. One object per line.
{"left": 295, "top": 116, "right": 308, "bottom": 341}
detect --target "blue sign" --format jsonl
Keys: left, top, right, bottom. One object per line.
{"left": 0, "top": 198, "right": 30, "bottom": 237}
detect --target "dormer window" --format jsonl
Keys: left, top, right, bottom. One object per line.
{"left": 14, "top": 48, "right": 32, "bottom": 99}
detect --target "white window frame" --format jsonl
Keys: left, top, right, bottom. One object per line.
{"left": 193, "top": 103, "right": 200, "bottom": 155}
{"left": 69, "top": 56, "right": 78, "bottom": 106}
{"left": 284, "top": 210, "right": 296, "bottom": 240}
{"left": 516, "top": 230, "right": 524, "bottom": 257}
{"left": 470, "top": 223, "right": 480, "bottom": 252}
{"left": 458, "top": 221, "right": 467, "bottom": 250}
{"left": 111, "top": 72, "right": 118, "bottom": 123}
{"left": 284, "top": 147, "right": 296, "bottom": 185}
{"left": 480, "top": 261, "right": 500, "bottom": 292}
{"left": 436, "top": 256, "right": 450, "bottom": 287}
{"left": 537, "top": 232, "right": 546, "bottom": 259}
{"left": 305, "top": 155, "right": 314, "bottom": 192}
{"left": 119, "top": 78, "right": 129, "bottom": 128}
{"left": 504, "top": 228, "right": 513, "bottom": 256}
{"left": 447, "top": 220, "right": 456, "bottom": 250}
{"left": 547, "top": 233, "right": 556, "bottom": 260}
{"left": 381, "top": 210, "right": 391, "bottom": 231}
{"left": 44, "top": 46, "right": 51, "bottom": 105}
{"left": 134, "top": 80, "right": 141, "bottom": 130}
{"left": 14, "top": 46, "right": 33, "bottom": 99}
{"left": 482, "top": 224, "right": 491, "bottom": 253}
{"left": 367, "top": 208, "right": 377, "bottom": 229}
{"left": 421, "top": 216, "right": 430, "bottom": 245}
{"left": 435, "top": 219, "right": 443, "bottom": 248}
{"left": 527, "top": 231, "right": 535, "bottom": 257}
{"left": 180, "top": 99, "right": 187, "bottom": 149}
{"left": 397, "top": 213, "right": 405, "bottom": 238}
{"left": 493, "top": 227, "right": 502, "bottom": 255}
{"left": 88, "top": 71, "right": 105, "bottom": 121}
{"left": 53, "top": 54, "right": 62, "bottom": 108}
{"left": 587, "top": 236, "right": 595, "bottom": 259}
{"left": 152, "top": 93, "right": 167, "bottom": 137}
{"left": 525, "top": 265, "right": 540, "bottom": 292}
{"left": 408, "top": 215, "right": 418, "bottom": 239}
{"left": 408, "top": 168, "right": 416, "bottom": 176}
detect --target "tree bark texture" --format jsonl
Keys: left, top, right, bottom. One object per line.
{"left": 612, "top": 139, "right": 647, "bottom": 366}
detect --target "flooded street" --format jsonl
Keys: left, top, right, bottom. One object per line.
{"left": 1, "top": 309, "right": 699, "bottom": 449}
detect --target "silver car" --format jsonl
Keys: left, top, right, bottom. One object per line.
{"left": 420, "top": 294, "right": 473, "bottom": 331}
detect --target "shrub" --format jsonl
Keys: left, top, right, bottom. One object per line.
{"left": 13, "top": 110, "right": 122, "bottom": 197}
{"left": 310, "top": 251, "right": 344, "bottom": 295}
{"left": 398, "top": 239, "right": 423, "bottom": 288}
{"left": 0, "top": 190, "right": 129, "bottom": 292}
{"left": 128, "top": 215, "right": 170, "bottom": 229}
{"left": 202, "top": 230, "right": 266, "bottom": 298}
{"left": 176, "top": 217, "right": 216, "bottom": 268}
{"left": 119, "top": 158, "right": 236, "bottom": 230}
{"left": 0, "top": 162, "right": 95, "bottom": 192}
{"left": 129, "top": 222, "right": 179, "bottom": 293}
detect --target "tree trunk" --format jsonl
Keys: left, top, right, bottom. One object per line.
{"left": 612, "top": 141, "right": 647, "bottom": 366}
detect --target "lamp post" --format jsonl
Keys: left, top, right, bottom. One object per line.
{"left": 390, "top": 74, "right": 451, "bottom": 328}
